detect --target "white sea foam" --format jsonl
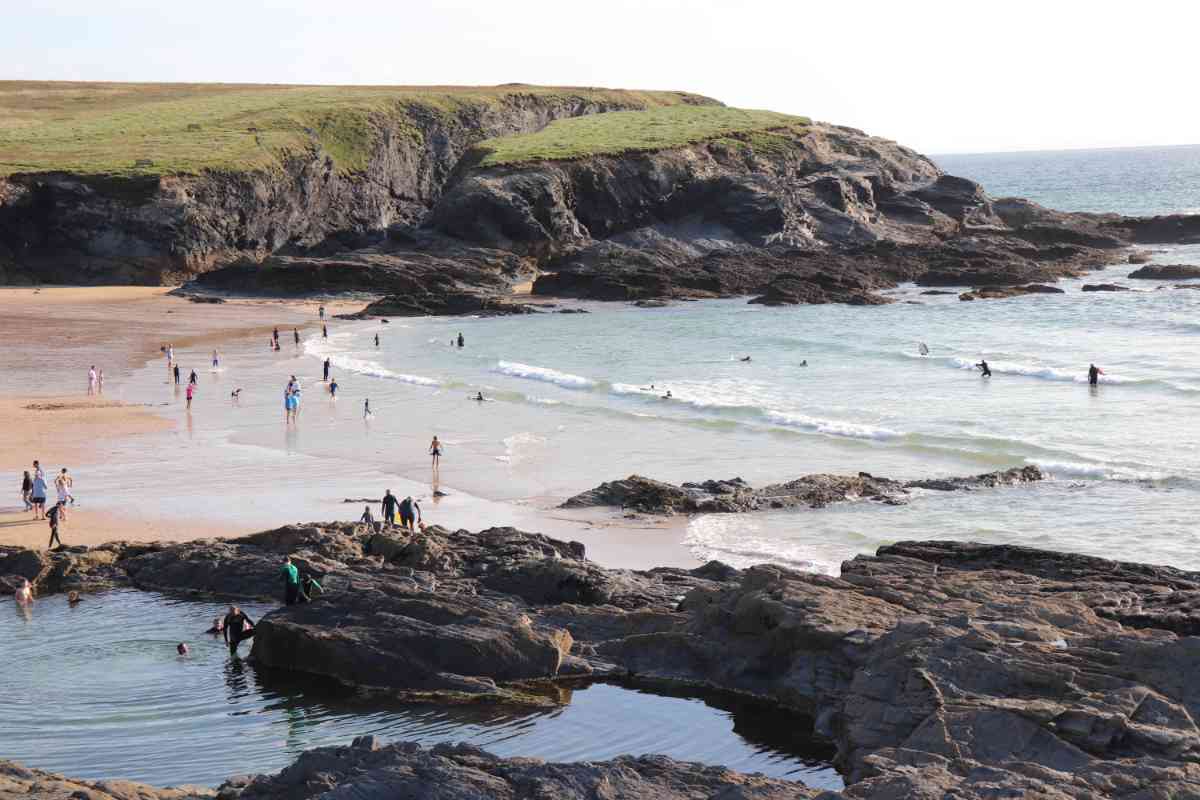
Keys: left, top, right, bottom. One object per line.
{"left": 1033, "top": 459, "right": 1169, "bottom": 482}
{"left": 495, "top": 361, "right": 596, "bottom": 390}
{"left": 304, "top": 333, "right": 440, "bottom": 386}
{"left": 764, "top": 410, "right": 901, "bottom": 441}
{"left": 501, "top": 431, "right": 546, "bottom": 465}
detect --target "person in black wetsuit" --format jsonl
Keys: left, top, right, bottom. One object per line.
{"left": 173, "top": 364, "right": 181, "bottom": 385}
{"left": 399, "top": 495, "right": 421, "bottom": 531}
{"left": 189, "top": 370, "right": 198, "bottom": 385}
{"left": 976, "top": 360, "right": 992, "bottom": 377}
{"left": 457, "top": 332, "right": 464, "bottom": 348}
{"left": 374, "top": 333, "right": 380, "bottom": 347}
{"left": 223, "top": 605, "right": 255, "bottom": 655}
{"left": 273, "top": 328, "right": 279, "bottom": 345}
{"left": 323, "top": 358, "right": 331, "bottom": 382}
{"left": 381, "top": 490, "right": 399, "bottom": 526}
{"left": 47, "top": 501, "right": 64, "bottom": 549}
{"left": 1088, "top": 363, "right": 1103, "bottom": 386}
{"left": 322, "top": 324, "right": 328, "bottom": 339}
{"left": 293, "top": 329, "right": 300, "bottom": 345}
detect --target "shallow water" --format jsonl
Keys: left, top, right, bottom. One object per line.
{"left": 1, "top": 590, "right": 840, "bottom": 788}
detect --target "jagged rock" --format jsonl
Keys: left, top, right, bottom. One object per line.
{"left": 959, "top": 283, "right": 1065, "bottom": 301}
{"left": 1081, "top": 283, "right": 1131, "bottom": 292}
{"left": 0, "top": 760, "right": 212, "bottom": 799}
{"left": 1128, "top": 264, "right": 1200, "bottom": 280}
{"left": 563, "top": 468, "right": 1045, "bottom": 515}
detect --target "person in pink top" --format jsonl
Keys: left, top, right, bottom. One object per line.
{"left": 186, "top": 382, "right": 196, "bottom": 410}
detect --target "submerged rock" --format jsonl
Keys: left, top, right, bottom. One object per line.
{"left": 1128, "top": 263, "right": 1200, "bottom": 280}
{"left": 1081, "top": 282, "right": 1131, "bottom": 291}
{"left": 958, "top": 283, "right": 1065, "bottom": 301}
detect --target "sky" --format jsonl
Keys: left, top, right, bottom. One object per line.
{"left": 5, "top": 0, "right": 1196, "bottom": 154}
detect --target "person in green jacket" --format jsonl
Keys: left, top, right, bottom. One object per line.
{"left": 299, "top": 574, "right": 323, "bottom": 603}
{"left": 282, "top": 556, "right": 300, "bottom": 605}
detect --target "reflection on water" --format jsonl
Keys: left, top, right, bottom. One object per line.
{"left": 1, "top": 590, "right": 840, "bottom": 789}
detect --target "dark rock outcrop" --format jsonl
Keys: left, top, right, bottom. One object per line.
{"left": 958, "top": 283, "right": 1065, "bottom": 301}
{"left": 561, "top": 466, "right": 1045, "bottom": 515}
{"left": 1081, "top": 282, "right": 1131, "bottom": 292}
{"left": 1128, "top": 264, "right": 1200, "bottom": 280}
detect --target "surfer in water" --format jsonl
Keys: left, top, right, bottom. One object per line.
{"left": 661, "top": 390, "right": 673, "bottom": 399}
{"left": 740, "top": 356, "right": 752, "bottom": 362}
{"left": 800, "top": 360, "right": 807, "bottom": 367}
{"left": 919, "top": 342, "right": 930, "bottom": 356}
{"left": 1088, "top": 363, "right": 1104, "bottom": 386}
{"left": 976, "top": 359, "right": 992, "bottom": 377}
{"left": 474, "top": 392, "right": 485, "bottom": 402}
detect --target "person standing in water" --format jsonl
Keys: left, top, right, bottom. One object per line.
{"left": 363, "top": 398, "right": 372, "bottom": 419}
{"left": 273, "top": 328, "right": 280, "bottom": 345}
{"left": 323, "top": 358, "right": 331, "bottom": 382}
{"left": 97, "top": 369, "right": 104, "bottom": 393}
{"left": 212, "top": 349, "right": 220, "bottom": 369}
{"left": 318, "top": 305, "right": 326, "bottom": 321}
{"left": 188, "top": 369, "right": 198, "bottom": 385}
{"left": 30, "top": 467, "right": 48, "bottom": 520}
{"left": 21, "top": 470, "right": 32, "bottom": 511}
{"left": 374, "top": 333, "right": 380, "bottom": 347}
{"left": 223, "top": 605, "right": 255, "bottom": 655}
{"left": 976, "top": 360, "right": 992, "bottom": 377}
{"left": 87, "top": 365, "right": 97, "bottom": 395}
{"left": 429, "top": 436, "right": 442, "bottom": 474}
{"left": 15, "top": 578, "right": 33, "bottom": 606}
{"left": 173, "top": 364, "right": 181, "bottom": 385}
{"left": 322, "top": 324, "right": 328, "bottom": 339}
{"left": 186, "top": 381, "right": 196, "bottom": 410}
{"left": 1088, "top": 363, "right": 1104, "bottom": 386}
{"left": 329, "top": 379, "right": 338, "bottom": 398}
{"left": 293, "top": 328, "right": 300, "bottom": 345}
{"left": 456, "top": 332, "right": 464, "bottom": 348}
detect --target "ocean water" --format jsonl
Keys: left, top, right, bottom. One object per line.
{"left": 1, "top": 590, "right": 839, "bottom": 788}
{"left": 935, "top": 144, "right": 1200, "bottom": 216}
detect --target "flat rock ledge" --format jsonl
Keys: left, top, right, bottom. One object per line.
{"left": 8, "top": 525, "right": 1200, "bottom": 797}
{"left": 561, "top": 466, "right": 1045, "bottom": 514}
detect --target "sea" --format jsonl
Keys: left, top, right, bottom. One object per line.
{"left": 70, "top": 143, "right": 1200, "bottom": 578}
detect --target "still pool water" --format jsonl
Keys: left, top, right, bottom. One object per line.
{"left": 1, "top": 590, "right": 841, "bottom": 789}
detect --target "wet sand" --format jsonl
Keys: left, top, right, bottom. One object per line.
{"left": 0, "top": 287, "right": 698, "bottom": 568}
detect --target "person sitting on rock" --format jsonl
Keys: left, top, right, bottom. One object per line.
{"left": 299, "top": 574, "right": 324, "bottom": 603}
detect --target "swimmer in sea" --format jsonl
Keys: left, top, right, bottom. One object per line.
{"left": 474, "top": 392, "right": 485, "bottom": 402}
{"left": 457, "top": 332, "right": 464, "bottom": 348}
{"left": 206, "top": 617, "right": 224, "bottom": 635}
{"left": 68, "top": 590, "right": 82, "bottom": 606}
{"left": 976, "top": 359, "right": 992, "bottom": 377}
{"left": 740, "top": 356, "right": 752, "bottom": 362}
{"left": 177, "top": 643, "right": 190, "bottom": 656}
{"left": 661, "top": 390, "right": 673, "bottom": 399}
{"left": 15, "top": 579, "right": 33, "bottom": 606}
{"left": 231, "top": 388, "right": 242, "bottom": 399}
{"left": 800, "top": 360, "right": 808, "bottom": 367}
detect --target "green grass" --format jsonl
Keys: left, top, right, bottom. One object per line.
{"left": 0, "top": 82, "right": 713, "bottom": 178}
{"left": 472, "top": 106, "right": 810, "bottom": 166}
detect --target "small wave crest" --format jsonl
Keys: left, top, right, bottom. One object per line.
{"left": 495, "top": 361, "right": 596, "bottom": 390}
{"left": 1033, "top": 459, "right": 1172, "bottom": 482}
{"left": 763, "top": 410, "right": 901, "bottom": 441}
{"left": 948, "top": 358, "right": 1141, "bottom": 386}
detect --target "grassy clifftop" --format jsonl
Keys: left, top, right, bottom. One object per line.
{"left": 473, "top": 106, "right": 810, "bottom": 166}
{"left": 0, "top": 82, "right": 714, "bottom": 179}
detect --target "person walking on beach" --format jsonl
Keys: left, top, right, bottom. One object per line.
{"left": 282, "top": 556, "right": 301, "bottom": 605}
{"left": 87, "top": 366, "right": 97, "bottom": 395}
{"left": 429, "top": 436, "right": 442, "bottom": 476}
{"left": 186, "top": 381, "right": 196, "bottom": 409}
{"left": 976, "top": 359, "right": 992, "bottom": 378}
{"left": 21, "top": 470, "right": 32, "bottom": 511}
{"left": 323, "top": 358, "right": 331, "bottom": 382}
{"left": 30, "top": 466, "right": 48, "bottom": 520}
{"left": 223, "top": 605, "right": 255, "bottom": 655}
{"left": 399, "top": 495, "right": 421, "bottom": 532}
{"left": 47, "top": 501, "right": 65, "bottom": 549}
{"left": 55, "top": 468, "right": 73, "bottom": 509}
{"left": 1088, "top": 363, "right": 1104, "bottom": 386}
{"left": 173, "top": 364, "right": 181, "bottom": 385}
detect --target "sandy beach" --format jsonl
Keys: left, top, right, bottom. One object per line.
{"left": 0, "top": 287, "right": 698, "bottom": 567}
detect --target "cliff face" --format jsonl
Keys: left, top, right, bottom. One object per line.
{"left": 0, "top": 92, "right": 713, "bottom": 285}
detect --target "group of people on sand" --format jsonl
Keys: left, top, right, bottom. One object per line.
{"left": 20, "top": 460, "right": 74, "bottom": 549}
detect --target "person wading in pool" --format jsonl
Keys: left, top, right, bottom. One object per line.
{"left": 223, "top": 605, "right": 255, "bottom": 655}
{"left": 282, "top": 556, "right": 301, "bottom": 605}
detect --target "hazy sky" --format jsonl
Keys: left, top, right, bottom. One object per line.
{"left": 7, "top": 0, "right": 1196, "bottom": 154}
